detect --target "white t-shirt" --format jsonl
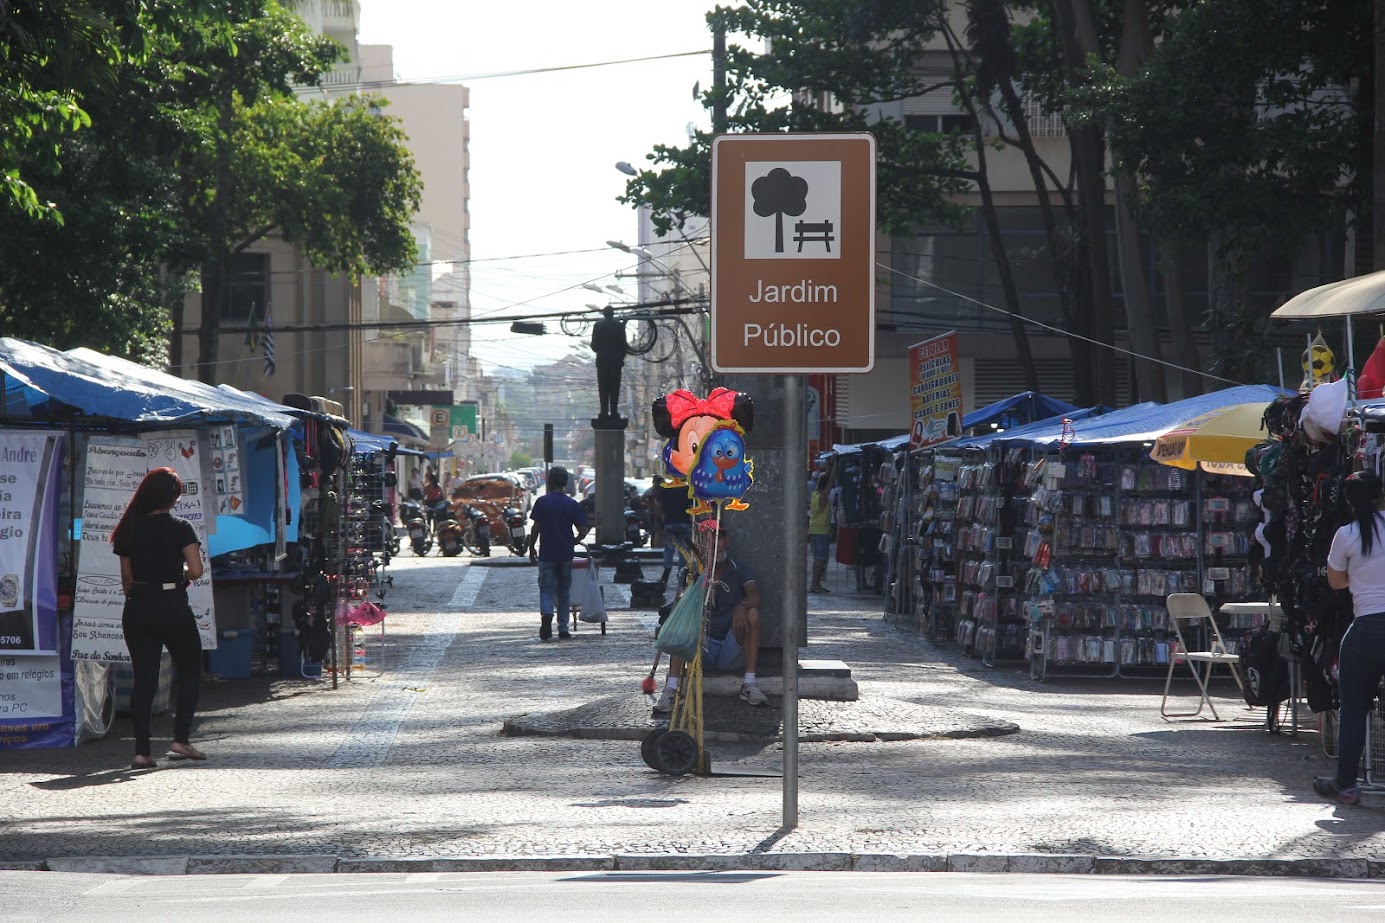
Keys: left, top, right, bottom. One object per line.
{"left": 1327, "top": 513, "right": 1385, "bottom": 618}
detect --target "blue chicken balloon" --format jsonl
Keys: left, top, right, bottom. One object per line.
{"left": 687, "top": 421, "right": 753, "bottom": 514}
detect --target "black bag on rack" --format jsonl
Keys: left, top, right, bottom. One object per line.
{"left": 1241, "top": 628, "right": 1289, "bottom": 710}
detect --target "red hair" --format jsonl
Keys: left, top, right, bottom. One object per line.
{"left": 110, "top": 467, "right": 184, "bottom": 547}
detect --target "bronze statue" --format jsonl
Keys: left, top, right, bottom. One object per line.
{"left": 591, "top": 305, "right": 628, "bottom": 420}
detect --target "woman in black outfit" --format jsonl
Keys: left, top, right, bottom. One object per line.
{"left": 112, "top": 467, "right": 207, "bottom": 769}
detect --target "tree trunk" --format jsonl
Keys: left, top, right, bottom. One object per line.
{"left": 1158, "top": 240, "right": 1203, "bottom": 398}
{"left": 1373, "top": 0, "right": 1385, "bottom": 273}
{"left": 197, "top": 257, "right": 225, "bottom": 385}
{"left": 164, "top": 265, "right": 183, "bottom": 373}
{"left": 942, "top": 23, "right": 1039, "bottom": 391}
{"left": 993, "top": 77, "right": 1091, "bottom": 403}
{"left": 1053, "top": 0, "right": 1118, "bottom": 407}
{"left": 196, "top": 94, "right": 235, "bottom": 385}
{"left": 1111, "top": 0, "right": 1164, "bottom": 402}
{"left": 1113, "top": 172, "right": 1165, "bottom": 402}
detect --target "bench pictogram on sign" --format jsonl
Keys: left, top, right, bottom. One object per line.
{"left": 793, "top": 220, "right": 835, "bottom": 253}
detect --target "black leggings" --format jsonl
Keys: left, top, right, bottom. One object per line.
{"left": 121, "top": 591, "right": 202, "bottom": 756}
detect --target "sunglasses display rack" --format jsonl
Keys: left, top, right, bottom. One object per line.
{"left": 914, "top": 448, "right": 962, "bottom": 643}
{"left": 974, "top": 445, "right": 1033, "bottom": 668}
{"left": 952, "top": 456, "right": 999, "bottom": 655}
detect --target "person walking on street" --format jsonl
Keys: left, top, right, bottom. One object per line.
{"left": 527, "top": 467, "right": 589, "bottom": 641}
{"left": 112, "top": 468, "right": 207, "bottom": 769}
{"left": 1319, "top": 471, "right": 1385, "bottom": 805}
{"left": 658, "top": 477, "right": 693, "bottom": 586}
{"left": 808, "top": 467, "right": 835, "bottom": 593}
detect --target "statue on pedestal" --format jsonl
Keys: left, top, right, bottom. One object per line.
{"left": 591, "top": 305, "right": 628, "bottom": 422}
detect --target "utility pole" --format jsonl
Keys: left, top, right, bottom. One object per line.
{"left": 713, "top": 23, "right": 727, "bottom": 134}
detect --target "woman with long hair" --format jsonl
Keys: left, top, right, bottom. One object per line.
{"left": 111, "top": 467, "right": 207, "bottom": 769}
{"left": 1320, "top": 470, "right": 1385, "bottom": 804}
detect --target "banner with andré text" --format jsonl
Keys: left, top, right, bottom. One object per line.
{"left": 72, "top": 434, "right": 217, "bottom": 663}
{"left": 0, "top": 431, "right": 63, "bottom": 655}
{"left": 909, "top": 332, "right": 963, "bottom": 449}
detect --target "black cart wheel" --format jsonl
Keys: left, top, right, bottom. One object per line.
{"left": 654, "top": 730, "right": 698, "bottom": 776}
{"left": 640, "top": 729, "right": 667, "bottom": 770}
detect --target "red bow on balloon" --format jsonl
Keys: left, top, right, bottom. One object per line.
{"left": 665, "top": 387, "right": 737, "bottom": 428}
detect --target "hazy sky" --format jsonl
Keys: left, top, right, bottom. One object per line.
{"left": 356, "top": 0, "right": 717, "bottom": 374}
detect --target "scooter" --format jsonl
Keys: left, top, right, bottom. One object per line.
{"left": 434, "top": 500, "right": 465, "bottom": 557}
{"left": 373, "top": 499, "right": 400, "bottom": 558}
{"left": 502, "top": 504, "right": 528, "bottom": 555}
{"left": 400, "top": 498, "right": 432, "bottom": 556}
{"left": 461, "top": 504, "right": 491, "bottom": 557}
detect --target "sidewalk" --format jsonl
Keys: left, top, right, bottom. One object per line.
{"left": 0, "top": 552, "right": 1382, "bottom": 875}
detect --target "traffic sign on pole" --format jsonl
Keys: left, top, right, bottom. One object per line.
{"left": 710, "top": 133, "right": 876, "bottom": 374}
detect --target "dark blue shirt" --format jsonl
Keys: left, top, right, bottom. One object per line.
{"left": 708, "top": 559, "right": 756, "bottom": 640}
{"left": 529, "top": 492, "right": 587, "bottom": 562}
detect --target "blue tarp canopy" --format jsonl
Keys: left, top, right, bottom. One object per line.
{"left": 0, "top": 338, "right": 294, "bottom": 429}
{"left": 830, "top": 392, "right": 1084, "bottom": 455}
{"left": 950, "top": 405, "right": 1111, "bottom": 450}
{"left": 1022, "top": 385, "right": 1286, "bottom": 448}
{"left": 962, "top": 391, "right": 1079, "bottom": 432}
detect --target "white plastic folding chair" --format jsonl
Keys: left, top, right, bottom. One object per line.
{"left": 1161, "top": 593, "right": 1245, "bottom": 720}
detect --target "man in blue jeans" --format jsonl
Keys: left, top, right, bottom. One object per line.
{"left": 658, "top": 478, "right": 694, "bottom": 585}
{"left": 527, "top": 467, "right": 589, "bottom": 641}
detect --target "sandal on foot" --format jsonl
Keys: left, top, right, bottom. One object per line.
{"left": 130, "top": 755, "right": 157, "bottom": 770}
{"left": 168, "top": 743, "right": 207, "bottom": 761}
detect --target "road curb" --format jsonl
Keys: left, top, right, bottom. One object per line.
{"left": 26, "top": 852, "right": 1383, "bottom": 879}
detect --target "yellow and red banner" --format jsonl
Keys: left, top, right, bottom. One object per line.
{"left": 909, "top": 332, "right": 962, "bottom": 449}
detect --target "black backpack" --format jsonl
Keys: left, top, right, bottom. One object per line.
{"left": 1242, "top": 628, "right": 1290, "bottom": 715}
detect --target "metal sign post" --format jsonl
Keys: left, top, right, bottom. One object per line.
{"left": 781, "top": 374, "right": 806, "bottom": 828}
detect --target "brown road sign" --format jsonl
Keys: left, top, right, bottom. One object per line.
{"left": 711, "top": 133, "right": 876, "bottom": 374}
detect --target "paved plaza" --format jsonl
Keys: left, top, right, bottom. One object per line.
{"left": 1, "top": 552, "right": 1383, "bottom": 876}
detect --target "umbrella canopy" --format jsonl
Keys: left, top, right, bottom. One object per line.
{"left": 1270, "top": 270, "right": 1385, "bottom": 320}
{"left": 1149, "top": 402, "right": 1271, "bottom": 475}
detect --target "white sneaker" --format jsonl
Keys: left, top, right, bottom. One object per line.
{"left": 739, "top": 683, "right": 769, "bottom": 707}
{"left": 652, "top": 687, "right": 676, "bottom": 715}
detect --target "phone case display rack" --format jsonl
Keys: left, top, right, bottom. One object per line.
{"left": 1023, "top": 448, "right": 1263, "bottom": 681}
{"left": 914, "top": 448, "right": 962, "bottom": 642}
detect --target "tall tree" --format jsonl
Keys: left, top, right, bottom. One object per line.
{"left": 1077, "top": 0, "right": 1369, "bottom": 383}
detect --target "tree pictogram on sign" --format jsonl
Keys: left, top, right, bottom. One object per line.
{"left": 751, "top": 167, "right": 809, "bottom": 254}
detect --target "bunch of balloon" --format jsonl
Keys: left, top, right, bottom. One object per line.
{"left": 651, "top": 387, "right": 756, "bottom": 521}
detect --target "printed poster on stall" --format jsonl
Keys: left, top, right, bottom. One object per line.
{"left": 909, "top": 331, "right": 963, "bottom": 449}
{"left": 0, "top": 431, "right": 63, "bottom": 654}
{"left": 72, "top": 434, "right": 217, "bottom": 663}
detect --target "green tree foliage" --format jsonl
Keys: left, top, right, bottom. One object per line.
{"left": 619, "top": 0, "right": 972, "bottom": 237}
{"left": 1066, "top": 0, "right": 1370, "bottom": 380}
{"left": 0, "top": 0, "right": 422, "bottom": 371}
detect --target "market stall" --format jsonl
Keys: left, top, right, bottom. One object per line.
{"left": 0, "top": 338, "right": 297, "bottom": 748}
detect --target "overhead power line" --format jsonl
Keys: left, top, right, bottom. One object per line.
{"left": 298, "top": 49, "right": 711, "bottom": 95}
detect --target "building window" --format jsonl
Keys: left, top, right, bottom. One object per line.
{"left": 222, "top": 253, "right": 269, "bottom": 320}
{"left": 905, "top": 114, "right": 975, "bottom": 134}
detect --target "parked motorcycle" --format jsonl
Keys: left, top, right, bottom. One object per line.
{"left": 399, "top": 498, "right": 432, "bottom": 556}
{"left": 461, "top": 503, "right": 491, "bottom": 557}
{"left": 502, "top": 504, "right": 528, "bottom": 555}
{"left": 434, "top": 499, "right": 465, "bottom": 557}
{"left": 373, "top": 499, "right": 400, "bottom": 558}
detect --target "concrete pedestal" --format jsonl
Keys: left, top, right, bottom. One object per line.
{"left": 592, "top": 418, "right": 627, "bottom": 546}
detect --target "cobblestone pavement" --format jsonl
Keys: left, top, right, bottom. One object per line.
{"left": 1, "top": 552, "right": 1382, "bottom": 868}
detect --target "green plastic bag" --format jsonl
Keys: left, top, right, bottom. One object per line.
{"left": 654, "top": 573, "right": 706, "bottom": 661}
